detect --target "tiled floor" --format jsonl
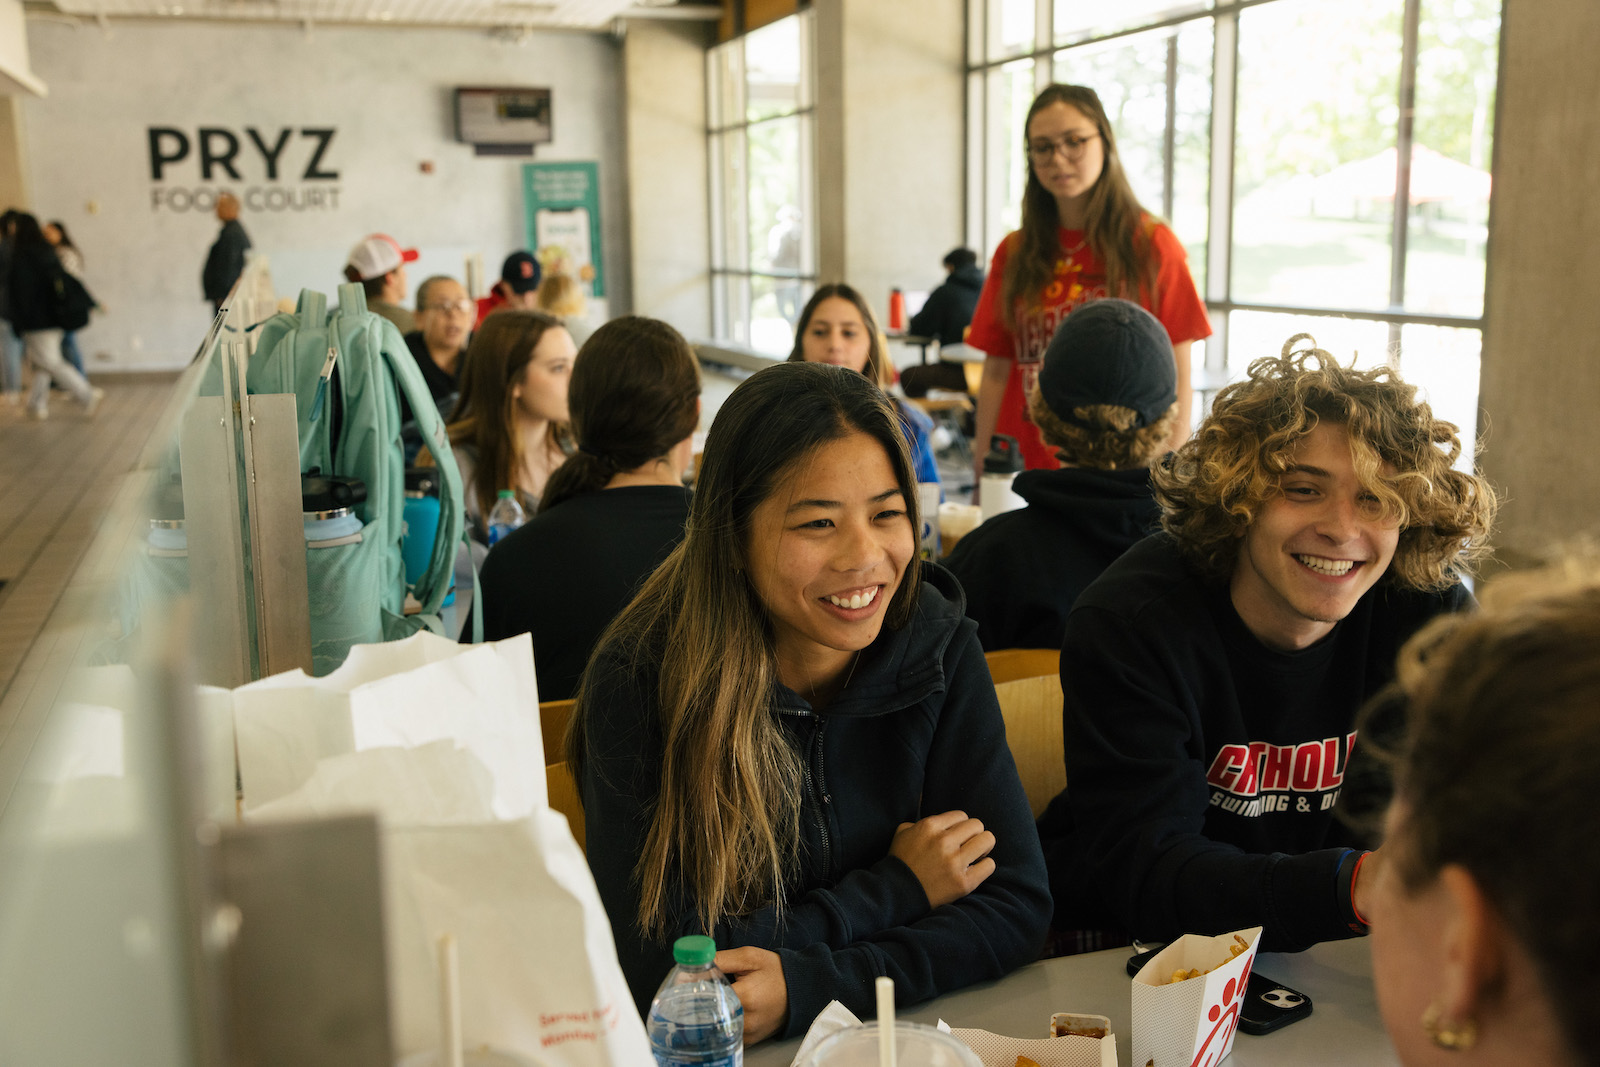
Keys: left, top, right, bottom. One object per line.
{"left": 0, "top": 374, "right": 179, "bottom": 805}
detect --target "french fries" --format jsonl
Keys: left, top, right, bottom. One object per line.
{"left": 1164, "top": 934, "right": 1250, "bottom": 984}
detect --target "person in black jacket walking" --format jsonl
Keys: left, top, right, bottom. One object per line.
{"left": 7, "top": 213, "right": 100, "bottom": 421}
{"left": 201, "top": 193, "right": 250, "bottom": 315}
{"left": 572, "top": 362, "right": 1049, "bottom": 1044}
{"left": 0, "top": 209, "right": 22, "bottom": 404}
{"left": 947, "top": 298, "right": 1176, "bottom": 650}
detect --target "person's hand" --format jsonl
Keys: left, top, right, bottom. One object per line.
{"left": 716, "top": 946, "right": 789, "bottom": 1046}
{"left": 1352, "top": 847, "right": 1385, "bottom": 923}
{"left": 890, "top": 810, "right": 996, "bottom": 910}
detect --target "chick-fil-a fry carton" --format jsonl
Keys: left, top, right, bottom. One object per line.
{"left": 1131, "top": 926, "right": 1262, "bottom": 1067}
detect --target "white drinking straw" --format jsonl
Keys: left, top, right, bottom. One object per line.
{"left": 438, "top": 933, "right": 464, "bottom": 1067}
{"left": 876, "top": 975, "right": 896, "bottom": 1067}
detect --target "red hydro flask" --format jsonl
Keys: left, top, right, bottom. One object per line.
{"left": 888, "top": 288, "right": 907, "bottom": 332}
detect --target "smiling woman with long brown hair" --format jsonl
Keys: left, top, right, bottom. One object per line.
{"left": 966, "top": 83, "right": 1211, "bottom": 481}
{"left": 570, "top": 361, "right": 1049, "bottom": 1045}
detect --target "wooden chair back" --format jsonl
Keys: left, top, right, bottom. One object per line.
{"left": 545, "top": 761, "right": 586, "bottom": 855}
{"left": 984, "top": 647, "right": 1058, "bottom": 685}
{"left": 984, "top": 648, "right": 1066, "bottom": 818}
{"left": 540, "top": 698, "right": 576, "bottom": 765}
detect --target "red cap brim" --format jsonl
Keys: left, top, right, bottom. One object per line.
{"left": 400, "top": 248, "right": 420, "bottom": 263}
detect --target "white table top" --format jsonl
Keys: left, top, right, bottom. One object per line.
{"left": 748, "top": 937, "right": 1399, "bottom": 1067}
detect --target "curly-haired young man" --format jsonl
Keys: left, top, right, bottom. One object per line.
{"left": 1038, "top": 336, "right": 1497, "bottom": 954}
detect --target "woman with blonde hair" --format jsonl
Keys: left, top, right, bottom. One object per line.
{"left": 967, "top": 84, "right": 1210, "bottom": 483}
{"left": 535, "top": 272, "right": 593, "bottom": 347}
{"left": 572, "top": 361, "right": 1049, "bottom": 1044}
{"left": 439, "top": 310, "right": 575, "bottom": 543}
{"left": 1368, "top": 566, "right": 1600, "bottom": 1067}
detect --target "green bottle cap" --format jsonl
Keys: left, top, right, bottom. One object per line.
{"left": 497, "top": 489, "right": 515, "bottom": 498}
{"left": 673, "top": 935, "right": 717, "bottom": 967}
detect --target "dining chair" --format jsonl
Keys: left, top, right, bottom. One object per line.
{"left": 540, "top": 697, "right": 576, "bottom": 765}
{"left": 984, "top": 648, "right": 1066, "bottom": 817}
{"left": 545, "top": 760, "right": 586, "bottom": 855}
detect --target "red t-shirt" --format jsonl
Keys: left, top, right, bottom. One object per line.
{"left": 965, "top": 219, "right": 1212, "bottom": 470}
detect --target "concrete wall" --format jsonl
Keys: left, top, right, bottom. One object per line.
{"left": 623, "top": 18, "right": 713, "bottom": 338}
{"left": 1478, "top": 0, "right": 1600, "bottom": 568}
{"left": 21, "top": 20, "right": 629, "bottom": 369}
{"left": 813, "top": 0, "right": 965, "bottom": 323}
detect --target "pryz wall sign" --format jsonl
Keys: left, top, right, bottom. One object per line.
{"left": 147, "top": 126, "right": 342, "bottom": 213}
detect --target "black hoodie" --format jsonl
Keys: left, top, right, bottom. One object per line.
{"left": 946, "top": 466, "right": 1161, "bottom": 650}
{"left": 908, "top": 264, "right": 986, "bottom": 346}
{"left": 577, "top": 564, "right": 1051, "bottom": 1039}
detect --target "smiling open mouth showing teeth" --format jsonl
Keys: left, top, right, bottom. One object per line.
{"left": 825, "top": 587, "right": 880, "bottom": 610}
{"left": 1296, "top": 555, "right": 1356, "bottom": 577}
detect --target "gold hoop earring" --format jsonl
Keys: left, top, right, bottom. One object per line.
{"left": 1421, "top": 1004, "right": 1478, "bottom": 1051}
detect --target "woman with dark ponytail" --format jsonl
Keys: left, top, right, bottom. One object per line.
{"left": 474, "top": 315, "right": 701, "bottom": 701}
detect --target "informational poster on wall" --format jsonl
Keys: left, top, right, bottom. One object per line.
{"left": 521, "top": 162, "right": 604, "bottom": 298}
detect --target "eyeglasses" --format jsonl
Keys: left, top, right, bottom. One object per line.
{"left": 1026, "top": 132, "right": 1101, "bottom": 162}
{"left": 423, "top": 299, "right": 475, "bottom": 315}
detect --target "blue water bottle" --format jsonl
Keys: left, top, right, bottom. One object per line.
{"left": 647, "top": 935, "right": 744, "bottom": 1067}
{"left": 401, "top": 468, "right": 454, "bottom": 605}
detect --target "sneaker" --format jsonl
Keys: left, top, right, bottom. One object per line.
{"left": 26, "top": 407, "right": 48, "bottom": 422}
{"left": 83, "top": 387, "right": 105, "bottom": 417}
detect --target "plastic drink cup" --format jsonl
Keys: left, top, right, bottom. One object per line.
{"left": 800, "top": 1022, "right": 981, "bottom": 1067}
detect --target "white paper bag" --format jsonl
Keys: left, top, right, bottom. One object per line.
{"left": 1131, "top": 927, "right": 1262, "bottom": 1067}
{"left": 233, "top": 631, "right": 546, "bottom": 818}
{"left": 232, "top": 632, "right": 653, "bottom": 1066}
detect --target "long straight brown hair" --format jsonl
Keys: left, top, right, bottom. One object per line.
{"left": 1001, "top": 84, "right": 1159, "bottom": 328}
{"left": 570, "top": 361, "right": 922, "bottom": 937}
{"left": 446, "top": 310, "right": 570, "bottom": 521}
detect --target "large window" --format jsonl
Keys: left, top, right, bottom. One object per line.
{"left": 708, "top": 13, "right": 817, "bottom": 355}
{"left": 967, "top": 0, "right": 1499, "bottom": 465}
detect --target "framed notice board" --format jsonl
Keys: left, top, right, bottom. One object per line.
{"left": 521, "top": 162, "right": 604, "bottom": 298}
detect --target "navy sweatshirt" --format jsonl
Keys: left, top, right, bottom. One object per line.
{"left": 578, "top": 565, "right": 1052, "bottom": 1039}
{"left": 946, "top": 466, "right": 1161, "bottom": 651}
{"left": 1039, "top": 534, "right": 1471, "bottom": 952}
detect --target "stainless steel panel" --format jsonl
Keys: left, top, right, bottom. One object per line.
{"left": 241, "top": 392, "right": 313, "bottom": 677}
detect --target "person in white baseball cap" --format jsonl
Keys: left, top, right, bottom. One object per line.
{"left": 344, "top": 233, "right": 419, "bottom": 333}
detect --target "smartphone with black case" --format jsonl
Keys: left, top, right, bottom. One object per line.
{"left": 1125, "top": 951, "right": 1314, "bottom": 1035}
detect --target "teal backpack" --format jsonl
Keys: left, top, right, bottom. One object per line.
{"left": 248, "top": 283, "right": 465, "bottom": 675}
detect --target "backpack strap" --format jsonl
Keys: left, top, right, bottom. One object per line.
{"left": 377, "top": 323, "right": 465, "bottom": 615}
{"left": 295, "top": 288, "right": 327, "bottom": 328}
{"left": 338, "top": 282, "right": 369, "bottom": 318}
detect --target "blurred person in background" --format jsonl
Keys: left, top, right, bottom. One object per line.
{"left": 343, "top": 233, "right": 418, "bottom": 334}
{"left": 475, "top": 250, "right": 541, "bottom": 328}
{"left": 6, "top": 213, "right": 102, "bottom": 420}
{"left": 1367, "top": 563, "right": 1600, "bottom": 1067}
{"left": 0, "top": 210, "right": 21, "bottom": 406}
{"left": 201, "top": 193, "right": 250, "bottom": 316}
{"left": 788, "top": 283, "right": 940, "bottom": 490}
{"left": 428, "top": 310, "right": 574, "bottom": 544}
{"left": 398, "top": 275, "right": 473, "bottom": 464}
{"left": 44, "top": 220, "right": 89, "bottom": 378}
{"left": 534, "top": 271, "right": 592, "bottom": 348}
{"left": 901, "top": 247, "right": 985, "bottom": 399}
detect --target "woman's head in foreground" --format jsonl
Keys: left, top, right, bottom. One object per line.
{"left": 1370, "top": 562, "right": 1600, "bottom": 1067}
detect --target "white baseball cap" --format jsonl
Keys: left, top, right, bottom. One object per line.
{"left": 346, "top": 233, "right": 419, "bottom": 281}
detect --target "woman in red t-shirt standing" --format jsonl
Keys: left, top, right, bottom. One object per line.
{"left": 967, "top": 84, "right": 1211, "bottom": 481}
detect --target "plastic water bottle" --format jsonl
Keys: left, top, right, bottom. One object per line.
{"left": 486, "top": 489, "right": 526, "bottom": 546}
{"left": 647, "top": 935, "right": 744, "bottom": 1067}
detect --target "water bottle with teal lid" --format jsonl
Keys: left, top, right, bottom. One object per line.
{"left": 647, "top": 935, "right": 744, "bottom": 1067}
{"left": 401, "top": 468, "right": 454, "bottom": 604}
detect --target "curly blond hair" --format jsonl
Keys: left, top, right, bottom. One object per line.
{"left": 1027, "top": 388, "right": 1178, "bottom": 470}
{"left": 1152, "top": 335, "right": 1496, "bottom": 590}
